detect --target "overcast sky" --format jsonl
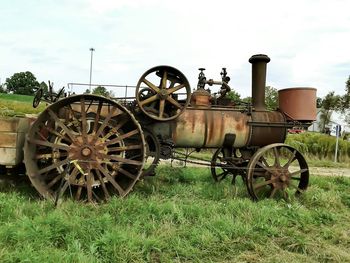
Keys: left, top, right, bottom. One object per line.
{"left": 1, "top": 0, "right": 349, "bottom": 98}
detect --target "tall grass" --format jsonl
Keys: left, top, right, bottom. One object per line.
{"left": 0, "top": 166, "right": 350, "bottom": 262}
{"left": 286, "top": 132, "right": 350, "bottom": 162}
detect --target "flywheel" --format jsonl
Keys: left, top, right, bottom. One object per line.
{"left": 135, "top": 66, "right": 191, "bottom": 121}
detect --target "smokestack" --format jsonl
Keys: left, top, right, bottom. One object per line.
{"left": 249, "top": 54, "right": 270, "bottom": 111}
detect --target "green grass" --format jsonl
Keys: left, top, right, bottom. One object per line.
{"left": 0, "top": 93, "right": 45, "bottom": 116}
{"left": 0, "top": 166, "right": 349, "bottom": 262}
{"left": 0, "top": 93, "right": 36, "bottom": 103}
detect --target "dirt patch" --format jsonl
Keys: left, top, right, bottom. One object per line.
{"left": 309, "top": 167, "right": 350, "bottom": 177}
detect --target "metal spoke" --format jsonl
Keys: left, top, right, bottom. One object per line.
{"left": 254, "top": 178, "right": 274, "bottom": 190}
{"left": 47, "top": 109, "right": 76, "bottom": 142}
{"left": 103, "top": 129, "right": 139, "bottom": 146}
{"left": 260, "top": 156, "right": 270, "bottom": 167}
{"left": 86, "top": 169, "right": 93, "bottom": 202}
{"left": 56, "top": 180, "right": 70, "bottom": 199}
{"left": 269, "top": 187, "right": 277, "bottom": 198}
{"left": 110, "top": 115, "right": 129, "bottom": 133}
{"left": 47, "top": 172, "right": 64, "bottom": 188}
{"left": 289, "top": 168, "right": 308, "bottom": 177}
{"left": 42, "top": 125, "right": 72, "bottom": 143}
{"left": 159, "top": 99, "right": 165, "bottom": 118}
{"left": 75, "top": 186, "right": 83, "bottom": 201}
{"left": 101, "top": 154, "right": 143, "bottom": 166}
{"left": 97, "top": 164, "right": 125, "bottom": 196}
{"left": 273, "top": 147, "right": 280, "bottom": 167}
{"left": 161, "top": 71, "right": 168, "bottom": 89}
{"left": 107, "top": 144, "right": 142, "bottom": 152}
{"left": 139, "top": 94, "right": 158, "bottom": 106}
{"left": 283, "top": 150, "right": 297, "bottom": 168}
{"left": 143, "top": 78, "right": 160, "bottom": 93}
{"left": 93, "top": 101, "right": 103, "bottom": 133}
{"left": 37, "top": 158, "right": 70, "bottom": 175}
{"left": 256, "top": 161, "right": 275, "bottom": 174}
{"left": 94, "top": 106, "right": 118, "bottom": 139}
{"left": 167, "top": 83, "right": 185, "bottom": 94}
{"left": 80, "top": 97, "right": 87, "bottom": 143}
{"left": 95, "top": 169, "right": 110, "bottom": 199}
{"left": 67, "top": 167, "right": 80, "bottom": 184}
{"left": 166, "top": 96, "right": 182, "bottom": 109}
{"left": 116, "top": 167, "right": 137, "bottom": 180}
{"left": 35, "top": 152, "right": 67, "bottom": 160}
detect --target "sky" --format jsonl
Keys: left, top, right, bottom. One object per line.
{"left": 1, "top": 0, "right": 350, "bottom": 98}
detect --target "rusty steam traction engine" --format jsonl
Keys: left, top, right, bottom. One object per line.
{"left": 25, "top": 54, "right": 317, "bottom": 202}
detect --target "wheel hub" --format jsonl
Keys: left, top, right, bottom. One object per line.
{"left": 271, "top": 168, "right": 290, "bottom": 189}
{"left": 81, "top": 147, "right": 92, "bottom": 157}
{"left": 158, "top": 89, "right": 168, "bottom": 100}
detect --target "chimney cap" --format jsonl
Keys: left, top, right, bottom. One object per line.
{"left": 249, "top": 54, "right": 270, "bottom": 63}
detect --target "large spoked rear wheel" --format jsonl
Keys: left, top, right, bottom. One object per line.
{"left": 246, "top": 143, "right": 309, "bottom": 201}
{"left": 24, "top": 95, "right": 145, "bottom": 202}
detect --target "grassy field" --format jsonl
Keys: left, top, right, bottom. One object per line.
{"left": 0, "top": 93, "right": 45, "bottom": 116}
{"left": 0, "top": 166, "right": 349, "bottom": 263}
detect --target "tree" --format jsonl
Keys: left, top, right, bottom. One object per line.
{"left": 0, "top": 84, "right": 5, "bottom": 93}
{"left": 341, "top": 75, "right": 350, "bottom": 110}
{"left": 5, "top": 71, "right": 39, "bottom": 95}
{"left": 242, "top": 96, "right": 251, "bottom": 103}
{"left": 227, "top": 90, "right": 241, "bottom": 101}
{"left": 265, "top": 86, "right": 278, "bottom": 110}
{"left": 92, "top": 86, "right": 109, "bottom": 97}
{"left": 319, "top": 91, "right": 342, "bottom": 133}
{"left": 84, "top": 89, "right": 91, "bottom": 94}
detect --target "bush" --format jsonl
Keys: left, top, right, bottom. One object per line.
{"left": 286, "top": 132, "right": 350, "bottom": 162}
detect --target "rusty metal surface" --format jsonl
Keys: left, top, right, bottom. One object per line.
{"left": 249, "top": 54, "right": 270, "bottom": 111}
{"left": 168, "top": 107, "right": 251, "bottom": 148}
{"left": 278, "top": 87, "right": 317, "bottom": 121}
{"left": 246, "top": 143, "right": 309, "bottom": 200}
{"left": 190, "top": 88, "right": 211, "bottom": 107}
{"left": 24, "top": 95, "right": 145, "bottom": 202}
{"left": 248, "top": 111, "right": 286, "bottom": 146}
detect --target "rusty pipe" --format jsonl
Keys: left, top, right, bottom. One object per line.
{"left": 249, "top": 54, "right": 270, "bottom": 111}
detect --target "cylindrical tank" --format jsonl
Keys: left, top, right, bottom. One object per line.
{"left": 151, "top": 107, "right": 286, "bottom": 148}
{"left": 278, "top": 87, "right": 317, "bottom": 121}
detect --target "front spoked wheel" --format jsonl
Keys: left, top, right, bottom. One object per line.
{"left": 246, "top": 143, "right": 309, "bottom": 201}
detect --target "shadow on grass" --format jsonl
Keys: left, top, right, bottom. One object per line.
{"left": 0, "top": 165, "right": 41, "bottom": 200}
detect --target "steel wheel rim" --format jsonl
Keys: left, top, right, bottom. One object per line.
{"left": 247, "top": 143, "right": 309, "bottom": 201}
{"left": 24, "top": 94, "right": 145, "bottom": 202}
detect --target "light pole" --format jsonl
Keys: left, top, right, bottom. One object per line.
{"left": 89, "top": 47, "right": 95, "bottom": 92}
